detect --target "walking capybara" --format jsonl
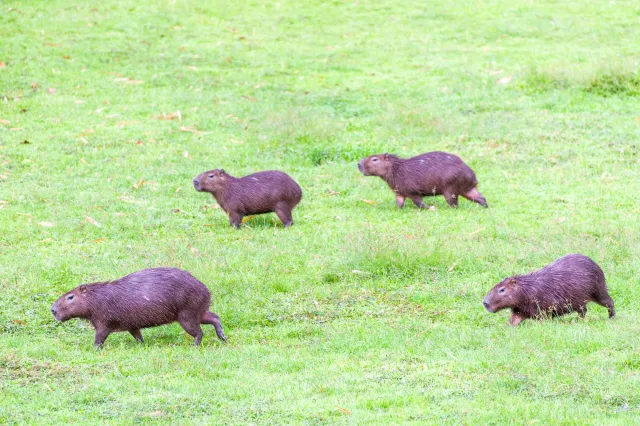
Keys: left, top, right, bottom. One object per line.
{"left": 357, "top": 152, "right": 487, "bottom": 209}
{"left": 483, "top": 254, "right": 615, "bottom": 326}
{"left": 193, "top": 169, "right": 302, "bottom": 228}
{"left": 51, "top": 268, "right": 227, "bottom": 347}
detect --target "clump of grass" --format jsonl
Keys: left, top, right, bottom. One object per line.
{"left": 519, "top": 66, "right": 640, "bottom": 97}
{"left": 583, "top": 71, "right": 640, "bottom": 97}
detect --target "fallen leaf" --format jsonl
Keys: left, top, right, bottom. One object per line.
{"left": 360, "top": 199, "right": 377, "bottom": 205}
{"left": 497, "top": 76, "right": 512, "bottom": 85}
{"left": 0, "top": 174, "right": 8, "bottom": 180}
{"left": 179, "top": 126, "right": 203, "bottom": 134}
{"left": 448, "top": 263, "right": 456, "bottom": 272}
{"left": 171, "top": 208, "right": 182, "bottom": 213}
{"left": 175, "top": 187, "right": 182, "bottom": 193}
{"left": 188, "top": 245, "right": 199, "bottom": 256}
{"left": 226, "top": 57, "right": 232, "bottom": 63}
{"left": 93, "top": 238, "right": 106, "bottom": 243}
{"left": 153, "top": 111, "right": 182, "bottom": 121}
{"left": 12, "top": 319, "right": 27, "bottom": 325}
{"left": 10, "top": 128, "right": 23, "bottom": 131}
{"left": 0, "top": 200, "right": 8, "bottom": 208}
{"left": 241, "top": 95, "right": 257, "bottom": 102}
{"left": 84, "top": 215, "right": 101, "bottom": 227}
{"left": 38, "top": 221, "right": 55, "bottom": 227}
{"left": 31, "top": 83, "right": 38, "bottom": 90}
{"left": 62, "top": 55, "right": 71, "bottom": 60}
{"left": 0, "top": 62, "right": 5, "bottom": 68}
{"left": 336, "top": 407, "right": 352, "bottom": 415}
{"left": 0, "top": 120, "right": 9, "bottom": 125}
{"left": 469, "top": 227, "right": 486, "bottom": 235}
{"left": 187, "top": 66, "right": 198, "bottom": 71}
{"left": 44, "top": 42, "right": 57, "bottom": 47}
{"left": 241, "top": 215, "right": 254, "bottom": 223}
{"left": 136, "top": 140, "right": 143, "bottom": 145}
{"left": 553, "top": 217, "right": 566, "bottom": 224}
{"left": 47, "top": 88, "right": 56, "bottom": 93}
{"left": 132, "top": 179, "right": 145, "bottom": 189}
{"left": 324, "top": 190, "right": 340, "bottom": 197}
{"left": 201, "top": 204, "right": 219, "bottom": 211}
{"left": 79, "top": 137, "right": 89, "bottom": 145}
{"left": 80, "top": 158, "right": 87, "bottom": 164}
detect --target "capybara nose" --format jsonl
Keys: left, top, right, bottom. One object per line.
{"left": 482, "top": 300, "right": 490, "bottom": 309}
{"left": 357, "top": 161, "right": 363, "bottom": 172}
{"left": 193, "top": 179, "right": 200, "bottom": 190}
{"left": 50, "top": 307, "right": 56, "bottom": 315}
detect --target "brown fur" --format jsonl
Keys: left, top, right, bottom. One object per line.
{"left": 483, "top": 254, "right": 615, "bottom": 326}
{"left": 193, "top": 169, "right": 302, "bottom": 228}
{"left": 51, "top": 268, "right": 227, "bottom": 347}
{"left": 357, "top": 152, "right": 488, "bottom": 209}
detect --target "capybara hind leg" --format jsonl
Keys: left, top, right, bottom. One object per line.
{"left": 275, "top": 203, "right": 294, "bottom": 227}
{"left": 462, "top": 187, "right": 488, "bottom": 208}
{"left": 179, "top": 317, "right": 204, "bottom": 346}
{"left": 129, "top": 329, "right": 144, "bottom": 342}
{"left": 576, "top": 305, "right": 587, "bottom": 318}
{"left": 202, "top": 311, "right": 227, "bottom": 342}
{"left": 395, "top": 194, "right": 406, "bottom": 208}
{"left": 443, "top": 191, "right": 459, "bottom": 207}
{"left": 228, "top": 212, "right": 244, "bottom": 229}
{"left": 94, "top": 326, "right": 111, "bottom": 348}
{"left": 409, "top": 195, "right": 431, "bottom": 209}
{"left": 509, "top": 312, "right": 524, "bottom": 326}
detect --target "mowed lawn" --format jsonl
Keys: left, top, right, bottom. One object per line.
{"left": 1, "top": 0, "right": 639, "bottom": 424}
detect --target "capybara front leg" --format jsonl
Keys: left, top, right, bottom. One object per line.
{"left": 409, "top": 195, "right": 431, "bottom": 209}
{"left": 202, "top": 311, "right": 227, "bottom": 342}
{"left": 94, "top": 326, "right": 111, "bottom": 348}
{"left": 597, "top": 295, "right": 616, "bottom": 318}
{"left": 443, "top": 191, "right": 459, "bottom": 207}
{"left": 275, "top": 203, "right": 294, "bottom": 227}
{"left": 228, "top": 212, "right": 244, "bottom": 229}
{"left": 395, "top": 194, "right": 406, "bottom": 208}
{"left": 179, "top": 316, "right": 204, "bottom": 346}
{"left": 462, "top": 187, "right": 488, "bottom": 208}
{"left": 129, "top": 329, "right": 144, "bottom": 343}
{"left": 509, "top": 312, "right": 525, "bottom": 326}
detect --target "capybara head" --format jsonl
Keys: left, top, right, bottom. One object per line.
{"left": 483, "top": 278, "right": 519, "bottom": 313}
{"left": 193, "top": 169, "right": 230, "bottom": 193}
{"left": 51, "top": 285, "right": 91, "bottom": 322}
{"left": 358, "top": 154, "right": 395, "bottom": 177}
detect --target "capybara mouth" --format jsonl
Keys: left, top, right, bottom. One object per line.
{"left": 357, "top": 163, "right": 369, "bottom": 175}
{"left": 482, "top": 300, "right": 495, "bottom": 313}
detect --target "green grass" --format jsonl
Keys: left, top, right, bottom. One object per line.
{"left": 1, "top": 0, "right": 639, "bottom": 424}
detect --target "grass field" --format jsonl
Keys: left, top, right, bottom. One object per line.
{"left": 1, "top": 0, "right": 639, "bottom": 424}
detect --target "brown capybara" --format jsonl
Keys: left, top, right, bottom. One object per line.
{"left": 357, "top": 152, "right": 487, "bottom": 209}
{"left": 193, "top": 169, "right": 302, "bottom": 228}
{"left": 483, "top": 254, "right": 615, "bottom": 326}
{"left": 51, "top": 268, "right": 227, "bottom": 347}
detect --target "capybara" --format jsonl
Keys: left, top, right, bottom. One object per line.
{"left": 193, "top": 169, "right": 302, "bottom": 228}
{"left": 483, "top": 254, "right": 615, "bottom": 326}
{"left": 357, "top": 152, "right": 487, "bottom": 209}
{"left": 51, "top": 267, "right": 227, "bottom": 347}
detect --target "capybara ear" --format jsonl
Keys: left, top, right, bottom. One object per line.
{"left": 507, "top": 277, "right": 518, "bottom": 286}
{"left": 79, "top": 285, "right": 88, "bottom": 294}
{"left": 383, "top": 153, "right": 390, "bottom": 161}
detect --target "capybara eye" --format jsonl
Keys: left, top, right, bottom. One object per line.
{"left": 208, "top": 174, "right": 215, "bottom": 179}
{"left": 372, "top": 158, "right": 378, "bottom": 162}
{"left": 498, "top": 288, "right": 506, "bottom": 294}
{"left": 66, "top": 294, "right": 74, "bottom": 301}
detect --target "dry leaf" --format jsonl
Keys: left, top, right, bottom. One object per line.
{"left": 448, "top": 263, "right": 456, "bottom": 272}
{"left": 136, "top": 140, "right": 143, "bottom": 145}
{"left": 188, "top": 245, "right": 199, "bottom": 256}
{"left": 336, "top": 407, "right": 352, "bottom": 415}
{"left": 187, "top": 66, "right": 198, "bottom": 71}
{"left": 47, "top": 88, "right": 56, "bottom": 93}
{"left": 79, "top": 137, "right": 89, "bottom": 145}
{"left": 93, "top": 238, "right": 106, "bottom": 243}
{"left": 497, "top": 76, "right": 512, "bottom": 85}
{"left": 0, "top": 174, "right": 8, "bottom": 180}
{"left": 241, "top": 95, "right": 257, "bottom": 102}
{"left": 360, "top": 199, "right": 376, "bottom": 205}
{"left": 241, "top": 215, "right": 254, "bottom": 223}
{"left": 153, "top": 111, "right": 182, "bottom": 121}
{"left": 171, "top": 208, "right": 182, "bottom": 213}
{"left": 0, "top": 120, "right": 9, "bottom": 125}
{"left": 179, "top": 126, "right": 203, "bottom": 134}
{"left": 324, "top": 190, "right": 340, "bottom": 196}
{"left": 12, "top": 319, "right": 27, "bottom": 325}
{"left": 38, "top": 221, "right": 55, "bottom": 227}
{"left": 469, "top": 227, "right": 486, "bottom": 235}
{"left": 31, "top": 82, "right": 38, "bottom": 90}
{"left": 132, "top": 179, "right": 145, "bottom": 189}
{"left": 226, "top": 57, "right": 232, "bottom": 63}
{"left": 84, "top": 215, "right": 101, "bottom": 227}
{"left": 0, "top": 61, "right": 5, "bottom": 68}
{"left": 201, "top": 204, "right": 219, "bottom": 211}
{"left": 0, "top": 200, "right": 8, "bottom": 208}
{"left": 175, "top": 187, "right": 182, "bottom": 193}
